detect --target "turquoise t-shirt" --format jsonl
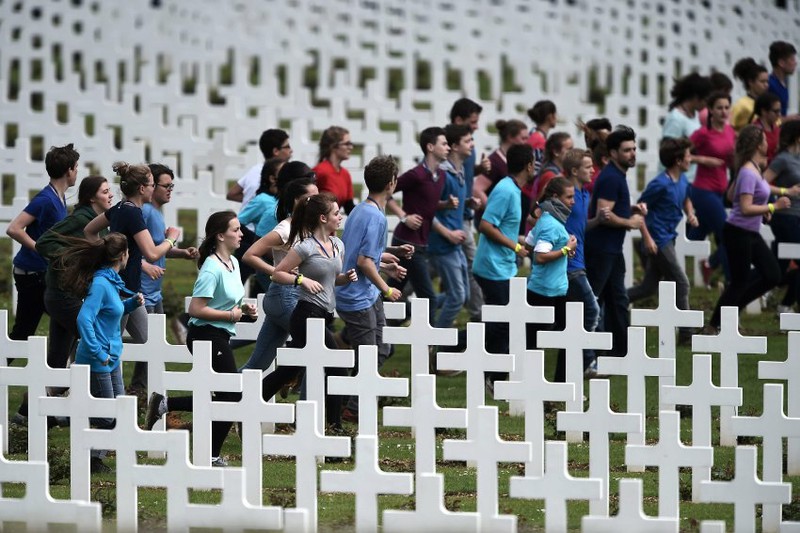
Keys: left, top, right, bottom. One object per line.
{"left": 188, "top": 256, "right": 245, "bottom": 335}
{"left": 239, "top": 193, "right": 279, "bottom": 237}
{"left": 525, "top": 212, "right": 569, "bottom": 297}
{"left": 473, "top": 176, "right": 521, "bottom": 281}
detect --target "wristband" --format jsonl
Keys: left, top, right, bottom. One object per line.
{"left": 294, "top": 274, "right": 304, "bottom": 286}
{"left": 514, "top": 243, "right": 522, "bottom": 253}
{"left": 165, "top": 238, "right": 176, "bottom": 248}
{"left": 229, "top": 309, "right": 235, "bottom": 322}
{"left": 768, "top": 203, "right": 775, "bottom": 214}
{"left": 384, "top": 288, "right": 394, "bottom": 298}
{"left": 400, "top": 215, "right": 408, "bottom": 225}
{"left": 561, "top": 246, "right": 570, "bottom": 256}
{"left": 780, "top": 187, "right": 787, "bottom": 196}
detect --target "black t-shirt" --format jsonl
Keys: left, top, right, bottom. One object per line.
{"left": 106, "top": 200, "right": 147, "bottom": 292}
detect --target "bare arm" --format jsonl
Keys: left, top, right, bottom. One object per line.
{"left": 83, "top": 213, "right": 110, "bottom": 241}
{"left": 6, "top": 211, "right": 37, "bottom": 251}
{"left": 132, "top": 228, "right": 180, "bottom": 262}
{"left": 473, "top": 175, "right": 493, "bottom": 209}
{"left": 597, "top": 198, "right": 642, "bottom": 230}
{"left": 188, "top": 296, "right": 242, "bottom": 323}
{"left": 242, "top": 230, "right": 285, "bottom": 276}
{"left": 226, "top": 182, "right": 244, "bottom": 202}
{"left": 478, "top": 219, "right": 528, "bottom": 258}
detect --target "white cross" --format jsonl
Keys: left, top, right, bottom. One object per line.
{"left": 0, "top": 335, "right": 70, "bottom": 461}
{"left": 692, "top": 307, "right": 767, "bottom": 446}
{"left": 509, "top": 441, "right": 602, "bottom": 532}
{"left": 597, "top": 327, "right": 674, "bottom": 467}
{"left": 660, "top": 354, "right": 742, "bottom": 501}
{"left": 326, "top": 345, "right": 409, "bottom": 436}
{"left": 160, "top": 339, "right": 243, "bottom": 466}
{"left": 0, "top": 309, "right": 29, "bottom": 454}
{"left": 38, "top": 365, "right": 119, "bottom": 502}
{"left": 443, "top": 405, "right": 531, "bottom": 532}
{"left": 382, "top": 297, "right": 458, "bottom": 379}
{"left": 630, "top": 281, "right": 703, "bottom": 410}
{"left": 538, "top": 301, "right": 612, "bottom": 440}
{"left": 320, "top": 435, "right": 413, "bottom": 532}
{"left": 276, "top": 318, "right": 354, "bottom": 435}
{"left": 494, "top": 350, "right": 574, "bottom": 476}
{"left": 625, "top": 411, "right": 713, "bottom": 518}
{"left": 582, "top": 479, "right": 679, "bottom": 532}
{"left": 382, "top": 473, "right": 480, "bottom": 532}
{"left": 0, "top": 424, "right": 101, "bottom": 531}
{"left": 481, "top": 277, "right": 554, "bottom": 416}
{"left": 262, "top": 401, "right": 350, "bottom": 528}
{"left": 730, "top": 383, "right": 800, "bottom": 532}
{"left": 699, "top": 446, "right": 791, "bottom": 533}
{"left": 760, "top": 324, "right": 800, "bottom": 475}
{"left": 383, "top": 374, "right": 467, "bottom": 474}
{"left": 557, "top": 379, "right": 642, "bottom": 516}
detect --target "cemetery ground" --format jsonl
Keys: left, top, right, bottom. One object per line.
{"left": 2, "top": 245, "right": 800, "bottom": 531}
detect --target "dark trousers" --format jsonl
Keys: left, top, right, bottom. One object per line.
{"left": 260, "top": 300, "right": 345, "bottom": 428}
{"left": 526, "top": 290, "right": 568, "bottom": 382}
{"left": 387, "top": 237, "right": 436, "bottom": 320}
{"left": 474, "top": 274, "right": 510, "bottom": 382}
{"left": 711, "top": 223, "right": 782, "bottom": 327}
{"left": 770, "top": 213, "right": 800, "bottom": 306}
{"left": 10, "top": 271, "right": 47, "bottom": 341}
{"left": 586, "top": 251, "right": 629, "bottom": 357}
{"left": 168, "top": 325, "right": 241, "bottom": 458}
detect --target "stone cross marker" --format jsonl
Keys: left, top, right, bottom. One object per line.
{"left": 509, "top": 441, "right": 602, "bottom": 532}
{"left": 630, "top": 281, "right": 703, "bottom": 410}
{"left": 558, "top": 379, "right": 642, "bottom": 516}
{"left": 382, "top": 473, "right": 480, "bottom": 532}
{"left": 692, "top": 306, "right": 766, "bottom": 446}
{"left": 582, "top": 479, "right": 679, "bottom": 532}
{"left": 320, "top": 435, "right": 413, "bottom": 532}
{"left": 660, "top": 354, "right": 742, "bottom": 501}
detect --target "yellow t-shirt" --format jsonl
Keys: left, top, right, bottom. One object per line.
{"left": 731, "top": 95, "right": 755, "bottom": 132}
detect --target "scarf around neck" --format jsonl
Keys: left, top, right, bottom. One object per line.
{"left": 539, "top": 198, "right": 571, "bottom": 225}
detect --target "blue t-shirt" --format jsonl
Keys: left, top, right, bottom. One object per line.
{"left": 639, "top": 171, "right": 689, "bottom": 248}
{"left": 565, "top": 186, "right": 589, "bottom": 272}
{"left": 106, "top": 201, "right": 148, "bottom": 293}
{"left": 587, "top": 163, "right": 631, "bottom": 255}
{"left": 13, "top": 185, "right": 68, "bottom": 272}
{"left": 239, "top": 193, "right": 279, "bottom": 237}
{"left": 140, "top": 203, "right": 167, "bottom": 307}
{"left": 188, "top": 256, "right": 245, "bottom": 335}
{"left": 473, "top": 176, "right": 521, "bottom": 281}
{"left": 429, "top": 162, "right": 467, "bottom": 255}
{"left": 525, "top": 212, "right": 569, "bottom": 297}
{"left": 769, "top": 73, "right": 790, "bottom": 116}
{"left": 336, "top": 201, "right": 387, "bottom": 312}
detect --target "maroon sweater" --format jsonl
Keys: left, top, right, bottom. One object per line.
{"left": 393, "top": 163, "right": 446, "bottom": 246}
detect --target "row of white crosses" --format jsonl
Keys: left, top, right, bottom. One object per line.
{"left": 1, "top": 280, "right": 799, "bottom": 531}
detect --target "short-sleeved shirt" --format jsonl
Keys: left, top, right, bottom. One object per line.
{"left": 473, "top": 176, "right": 521, "bottom": 281}
{"left": 336, "top": 202, "right": 387, "bottom": 312}
{"left": 769, "top": 73, "right": 790, "bottom": 116}
{"left": 238, "top": 192, "right": 279, "bottom": 236}
{"left": 392, "top": 163, "right": 446, "bottom": 246}
{"left": 727, "top": 167, "right": 770, "bottom": 233}
{"left": 731, "top": 95, "right": 755, "bottom": 132}
{"left": 638, "top": 171, "right": 689, "bottom": 248}
{"left": 662, "top": 108, "right": 701, "bottom": 181}
{"left": 525, "top": 212, "right": 569, "bottom": 297}
{"left": 13, "top": 185, "right": 68, "bottom": 272}
{"left": 237, "top": 163, "right": 263, "bottom": 231}
{"left": 294, "top": 236, "right": 345, "bottom": 313}
{"left": 314, "top": 159, "right": 354, "bottom": 208}
{"left": 486, "top": 149, "right": 509, "bottom": 192}
{"left": 105, "top": 200, "right": 147, "bottom": 292}
{"left": 527, "top": 129, "right": 547, "bottom": 175}
{"left": 188, "top": 256, "right": 245, "bottom": 335}
{"left": 565, "top": 186, "right": 589, "bottom": 272}
{"left": 140, "top": 203, "right": 167, "bottom": 306}
{"left": 769, "top": 151, "right": 800, "bottom": 217}
{"left": 690, "top": 124, "right": 736, "bottom": 193}
{"left": 428, "top": 162, "right": 467, "bottom": 255}
{"left": 586, "top": 163, "right": 631, "bottom": 255}
{"left": 270, "top": 218, "right": 293, "bottom": 265}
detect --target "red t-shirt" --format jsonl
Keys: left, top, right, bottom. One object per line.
{"left": 690, "top": 124, "right": 735, "bottom": 194}
{"left": 314, "top": 160, "right": 354, "bottom": 206}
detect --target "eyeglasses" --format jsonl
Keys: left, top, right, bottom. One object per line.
{"left": 338, "top": 141, "right": 354, "bottom": 148}
{"left": 156, "top": 183, "right": 175, "bottom": 191}
{"left": 280, "top": 143, "right": 291, "bottom": 150}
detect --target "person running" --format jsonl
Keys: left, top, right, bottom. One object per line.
{"left": 236, "top": 158, "right": 285, "bottom": 238}
{"left": 627, "top": 138, "right": 699, "bottom": 343}
{"left": 731, "top": 58, "right": 770, "bottom": 133}
{"left": 526, "top": 100, "right": 557, "bottom": 175}
{"left": 751, "top": 92, "right": 783, "bottom": 164}
{"left": 84, "top": 162, "right": 181, "bottom": 399}
{"left": 473, "top": 119, "right": 529, "bottom": 213}
{"left": 524, "top": 177, "right": 577, "bottom": 383}
{"left": 258, "top": 193, "right": 358, "bottom": 434}
{"left": 145, "top": 211, "right": 258, "bottom": 466}
{"left": 689, "top": 91, "right": 736, "bottom": 286}
{"left": 708, "top": 125, "right": 795, "bottom": 330}
{"left": 314, "top": 126, "right": 355, "bottom": 214}
{"left": 662, "top": 72, "right": 712, "bottom": 181}
{"left": 57, "top": 233, "right": 143, "bottom": 473}
{"left": 767, "top": 41, "right": 798, "bottom": 118}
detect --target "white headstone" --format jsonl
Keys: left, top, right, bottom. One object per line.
{"left": 582, "top": 479, "right": 679, "bottom": 533}
{"left": 382, "top": 473, "right": 480, "bottom": 532}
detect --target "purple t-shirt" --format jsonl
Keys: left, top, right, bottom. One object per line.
{"left": 727, "top": 167, "right": 770, "bottom": 233}
{"left": 393, "top": 163, "right": 446, "bottom": 246}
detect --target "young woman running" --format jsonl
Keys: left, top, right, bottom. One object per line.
{"left": 314, "top": 126, "right": 355, "bottom": 214}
